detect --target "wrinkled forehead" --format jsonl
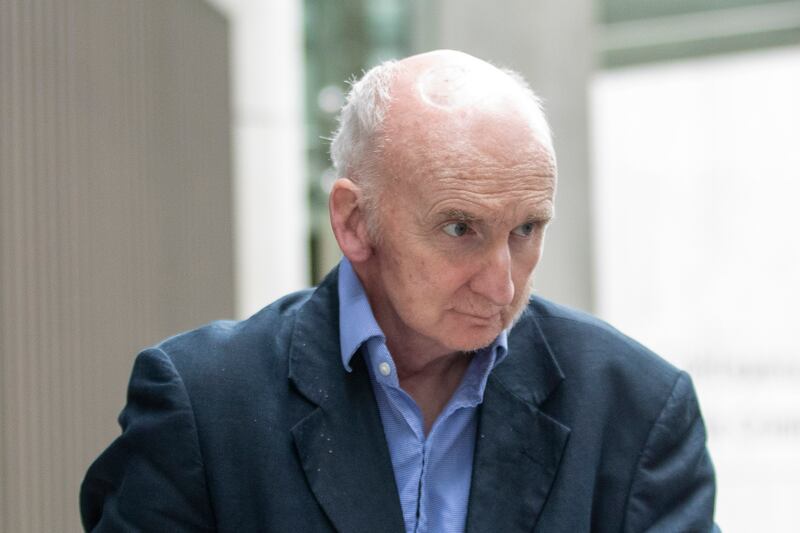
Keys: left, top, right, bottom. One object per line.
{"left": 382, "top": 85, "right": 554, "bottom": 186}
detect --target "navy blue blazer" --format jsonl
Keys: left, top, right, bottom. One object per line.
{"left": 81, "top": 268, "right": 717, "bottom": 532}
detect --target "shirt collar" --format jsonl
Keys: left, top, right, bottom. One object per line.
{"left": 337, "top": 257, "right": 509, "bottom": 373}
{"left": 338, "top": 258, "right": 385, "bottom": 372}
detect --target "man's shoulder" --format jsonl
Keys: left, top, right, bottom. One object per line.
{"left": 516, "top": 295, "right": 684, "bottom": 399}
{"left": 504, "top": 296, "right": 703, "bottom": 472}
{"left": 151, "top": 287, "right": 317, "bottom": 377}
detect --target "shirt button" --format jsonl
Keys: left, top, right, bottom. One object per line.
{"left": 378, "top": 362, "right": 392, "bottom": 376}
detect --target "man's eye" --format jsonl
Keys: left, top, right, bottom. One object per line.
{"left": 442, "top": 222, "right": 470, "bottom": 237}
{"left": 511, "top": 222, "right": 536, "bottom": 237}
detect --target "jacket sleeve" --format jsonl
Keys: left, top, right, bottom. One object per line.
{"left": 623, "top": 371, "right": 719, "bottom": 533}
{"left": 80, "top": 348, "right": 216, "bottom": 531}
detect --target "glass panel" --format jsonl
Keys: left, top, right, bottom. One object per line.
{"left": 304, "top": 0, "right": 410, "bottom": 282}
{"left": 598, "top": 0, "right": 800, "bottom": 68}
{"left": 600, "top": 0, "right": 793, "bottom": 24}
{"left": 591, "top": 45, "right": 800, "bottom": 529}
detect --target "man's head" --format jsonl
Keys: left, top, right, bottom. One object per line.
{"left": 329, "top": 49, "right": 557, "bottom": 358}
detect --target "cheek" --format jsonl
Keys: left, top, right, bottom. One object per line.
{"left": 384, "top": 250, "right": 439, "bottom": 310}
{"left": 404, "top": 254, "right": 471, "bottom": 314}
{"left": 512, "top": 244, "right": 542, "bottom": 295}
{"left": 432, "top": 256, "right": 477, "bottom": 298}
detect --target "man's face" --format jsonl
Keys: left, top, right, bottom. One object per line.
{"left": 361, "top": 111, "right": 556, "bottom": 357}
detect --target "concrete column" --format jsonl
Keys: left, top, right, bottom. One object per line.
{"left": 0, "top": 1, "right": 233, "bottom": 530}
{"left": 208, "top": 0, "right": 308, "bottom": 318}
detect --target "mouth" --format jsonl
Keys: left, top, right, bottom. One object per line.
{"left": 457, "top": 311, "right": 501, "bottom": 322}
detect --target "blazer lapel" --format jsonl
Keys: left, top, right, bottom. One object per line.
{"left": 288, "top": 269, "right": 405, "bottom": 533}
{"left": 466, "top": 308, "right": 571, "bottom": 533}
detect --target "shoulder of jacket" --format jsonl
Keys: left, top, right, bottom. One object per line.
{"left": 151, "top": 287, "right": 315, "bottom": 372}
{"left": 522, "top": 295, "right": 682, "bottom": 388}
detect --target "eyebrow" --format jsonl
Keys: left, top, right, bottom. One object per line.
{"left": 438, "top": 207, "right": 553, "bottom": 224}
{"left": 441, "top": 209, "right": 480, "bottom": 222}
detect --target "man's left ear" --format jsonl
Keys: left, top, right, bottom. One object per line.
{"left": 328, "top": 178, "right": 373, "bottom": 263}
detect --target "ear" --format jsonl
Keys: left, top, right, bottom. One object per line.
{"left": 329, "top": 178, "right": 373, "bottom": 263}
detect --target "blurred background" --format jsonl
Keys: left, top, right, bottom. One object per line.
{"left": 1, "top": 0, "right": 798, "bottom": 530}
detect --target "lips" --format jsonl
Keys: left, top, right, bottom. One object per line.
{"left": 457, "top": 311, "right": 500, "bottom": 321}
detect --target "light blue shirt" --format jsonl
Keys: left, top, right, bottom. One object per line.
{"left": 337, "top": 258, "right": 508, "bottom": 533}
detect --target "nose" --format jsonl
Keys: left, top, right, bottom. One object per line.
{"left": 469, "top": 242, "right": 515, "bottom": 307}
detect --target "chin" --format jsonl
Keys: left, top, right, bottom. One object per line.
{"left": 441, "top": 326, "right": 502, "bottom": 353}
{"left": 436, "top": 310, "right": 511, "bottom": 352}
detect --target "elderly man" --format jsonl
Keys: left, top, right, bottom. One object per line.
{"left": 81, "top": 50, "right": 717, "bottom": 532}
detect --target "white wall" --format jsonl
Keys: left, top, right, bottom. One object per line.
{"left": 591, "top": 45, "right": 800, "bottom": 531}
{"left": 209, "top": 0, "right": 309, "bottom": 318}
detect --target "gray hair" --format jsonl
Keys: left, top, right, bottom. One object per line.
{"left": 329, "top": 60, "right": 402, "bottom": 240}
{"left": 330, "top": 60, "right": 400, "bottom": 181}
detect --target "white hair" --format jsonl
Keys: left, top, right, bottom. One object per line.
{"left": 329, "top": 60, "right": 402, "bottom": 240}
{"left": 330, "top": 63, "right": 400, "bottom": 180}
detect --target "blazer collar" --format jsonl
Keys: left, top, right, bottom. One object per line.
{"left": 288, "top": 267, "right": 406, "bottom": 533}
{"left": 495, "top": 304, "right": 566, "bottom": 405}
{"left": 466, "top": 305, "right": 571, "bottom": 532}
{"left": 289, "top": 272, "right": 570, "bottom": 533}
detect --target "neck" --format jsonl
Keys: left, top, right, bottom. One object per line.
{"left": 387, "top": 337, "right": 474, "bottom": 435}
{"left": 352, "top": 260, "right": 476, "bottom": 433}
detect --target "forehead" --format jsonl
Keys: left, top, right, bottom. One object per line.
{"left": 384, "top": 113, "right": 555, "bottom": 212}
{"left": 383, "top": 140, "right": 556, "bottom": 228}
{"left": 423, "top": 159, "right": 554, "bottom": 221}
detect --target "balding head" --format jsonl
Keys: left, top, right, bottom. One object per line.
{"left": 328, "top": 51, "right": 557, "bottom": 355}
{"left": 330, "top": 50, "right": 555, "bottom": 238}
{"left": 385, "top": 50, "right": 553, "bottom": 153}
